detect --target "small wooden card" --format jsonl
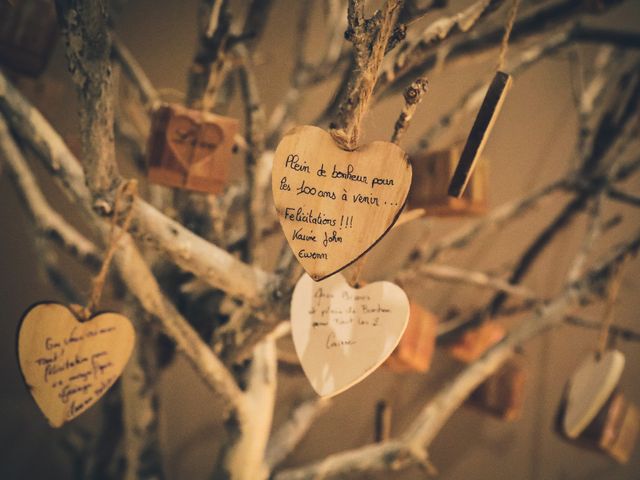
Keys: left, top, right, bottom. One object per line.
{"left": 272, "top": 126, "right": 412, "bottom": 281}
{"left": 386, "top": 303, "right": 438, "bottom": 373}
{"left": 448, "top": 71, "right": 511, "bottom": 198}
{"left": 409, "top": 146, "right": 488, "bottom": 216}
{"left": 0, "top": 0, "right": 57, "bottom": 76}
{"left": 469, "top": 358, "right": 526, "bottom": 421}
{"left": 17, "top": 303, "right": 135, "bottom": 428}
{"left": 146, "top": 103, "right": 239, "bottom": 194}
{"left": 448, "top": 321, "right": 505, "bottom": 364}
{"left": 291, "top": 273, "right": 409, "bottom": 397}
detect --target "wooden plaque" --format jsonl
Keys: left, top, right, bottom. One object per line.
{"left": 448, "top": 71, "right": 511, "bottom": 198}
{"left": 17, "top": 302, "right": 135, "bottom": 428}
{"left": 386, "top": 303, "right": 438, "bottom": 373}
{"left": 272, "top": 125, "right": 412, "bottom": 281}
{"left": 291, "top": 273, "right": 409, "bottom": 397}
{"left": 409, "top": 146, "right": 488, "bottom": 216}
{"left": 146, "top": 103, "right": 239, "bottom": 194}
{"left": 469, "top": 358, "right": 526, "bottom": 421}
{"left": 0, "top": 0, "right": 57, "bottom": 76}
{"left": 448, "top": 321, "right": 505, "bottom": 364}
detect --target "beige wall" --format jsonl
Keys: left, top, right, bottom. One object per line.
{"left": 1, "top": 1, "right": 639, "bottom": 479}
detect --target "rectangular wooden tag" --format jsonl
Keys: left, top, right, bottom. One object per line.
{"left": 448, "top": 71, "right": 512, "bottom": 198}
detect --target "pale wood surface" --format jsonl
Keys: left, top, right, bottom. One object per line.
{"left": 147, "top": 103, "right": 239, "bottom": 194}
{"left": 273, "top": 125, "right": 411, "bottom": 280}
{"left": 291, "top": 273, "right": 409, "bottom": 397}
{"left": 563, "top": 349, "right": 625, "bottom": 439}
{"left": 17, "top": 302, "right": 135, "bottom": 428}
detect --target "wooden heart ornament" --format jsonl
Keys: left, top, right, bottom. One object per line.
{"left": 17, "top": 302, "right": 135, "bottom": 427}
{"left": 562, "top": 350, "right": 625, "bottom": 438}
{"left": 273, "top": 126, "right": 411, "bottom": 280}
{"left": 291, "top": 273, "right": 410, "bottom": 397}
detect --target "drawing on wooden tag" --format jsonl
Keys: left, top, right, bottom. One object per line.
{"left": 147, "top": 103, "right": 238, "bottom": 194}
{"left": 17, "top": 302, "right": 135, "bottom": 428}
{"left": 272, "top": 125, "right": 412, "bottom": 281}
{"left": 291, "top": 273, "right": 409, "bottom": 397}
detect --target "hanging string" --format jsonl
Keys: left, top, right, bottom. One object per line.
{"left": 349, "top": 256, "right": 368, "bottom": 288}
{"left": 330, "top": 0, "right": 400, "bottom": 151}
{"left": 496, "top": 0, "right": 521, "bottom": 72}
{"left": 81, "top": 180, "right": 138, "bottom": 320}
{"left": 597, "top": 259, "right": 627, "bottom": 356}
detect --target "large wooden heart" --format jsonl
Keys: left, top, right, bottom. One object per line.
{"left": 273, "top": 125, "right": 411, "bottom": 281}
{"left": 17, "top": 302, "right": 135, "bottom": 427}
{"left": 291, "top": 273, "right": 409, "bottom": 397}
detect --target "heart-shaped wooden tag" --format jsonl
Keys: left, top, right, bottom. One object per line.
{"left": 17, "top": 302, "right": 135, "bottom": 427}
{"left": 291, "top": 273, "right": 409, "bottom": 397}
{"left": 563, "top": 349, "right": 625, "bottom": 439}
{"left": 273, "top": 126, "right": 411, "bottom": 281}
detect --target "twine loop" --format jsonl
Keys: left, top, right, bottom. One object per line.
{"left": 80, "top": 180, "right": 138, "bottom": 320}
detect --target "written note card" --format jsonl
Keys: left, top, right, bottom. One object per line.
{"left": 291, "top": 273, "right": 409, "bottom": 397}
{"left": 18, "top": 303, "right": 135, "bottom": 427}
{"left": 273, "top": 126, "right": 412, "bottom": 281}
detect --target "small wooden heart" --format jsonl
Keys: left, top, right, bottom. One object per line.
{"left": 273, "top": 126, "right": 411, "bottom": 281}
{"left": 17, "top": 302, "right": 135, "bottom": 427}
{"left": 563, "top": 350, "right": 625, "bottom": 439}
{"left": 291, "top": 273, "right": 409, "bottom": 397}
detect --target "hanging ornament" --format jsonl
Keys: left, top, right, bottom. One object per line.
{"left": 0, "top": 0, "right": 57, "bottom": 77}
{"left": 272, "top": 125, "right": 411, "bottom": 281}
{"left": 469, "top": 357, "right": 526, "bottom": 421}
{"left": 386, "top": 302, "right": 438, "bottom": 373}
{"left": 17, "top": 303, "right": 135, "bottom": 427}
{"left": 448, "top": 0, "right": 519, "bottom": 198}
{"left": 16, "top": 182, "right": 137, "bottom": 427}
{"left": 408, "top": 146, "right": 488, "bottom": 216}
{"left": 290, "top": 273, "right": 409, "bottom": 397}
{"left": 146, "top": 103, "right": 239, "bottom": 194}
{"left": 448, "top": 321, "right": 505, "bottom": 363}
{"left": 556, "top": 350, "right": 639, "bottom": 463}
{"left": 557, "top": 264, "right": 638, "bottom": 462}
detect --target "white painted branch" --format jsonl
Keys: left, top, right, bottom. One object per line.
{"left": 404, "top": 177, "right": 566, "bottom": 268}
{"left": 381, "top": 0, "right": 497, "bottom": 85}
{"left": 223, "top": 335, "right": 278, "bottom": 480}
{"left": 265, "top": 396, "right": 332, "bottom": 470}
{"left": 413, "top": 263, "right": 537, "bottom": 300}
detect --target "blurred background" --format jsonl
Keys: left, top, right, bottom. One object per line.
{"left": 1, "top": 0, "right": 639, "bottom": 479}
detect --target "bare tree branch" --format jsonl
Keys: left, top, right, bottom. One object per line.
{"left": 57, "top": 0, "right": 120, "bottom": 203}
